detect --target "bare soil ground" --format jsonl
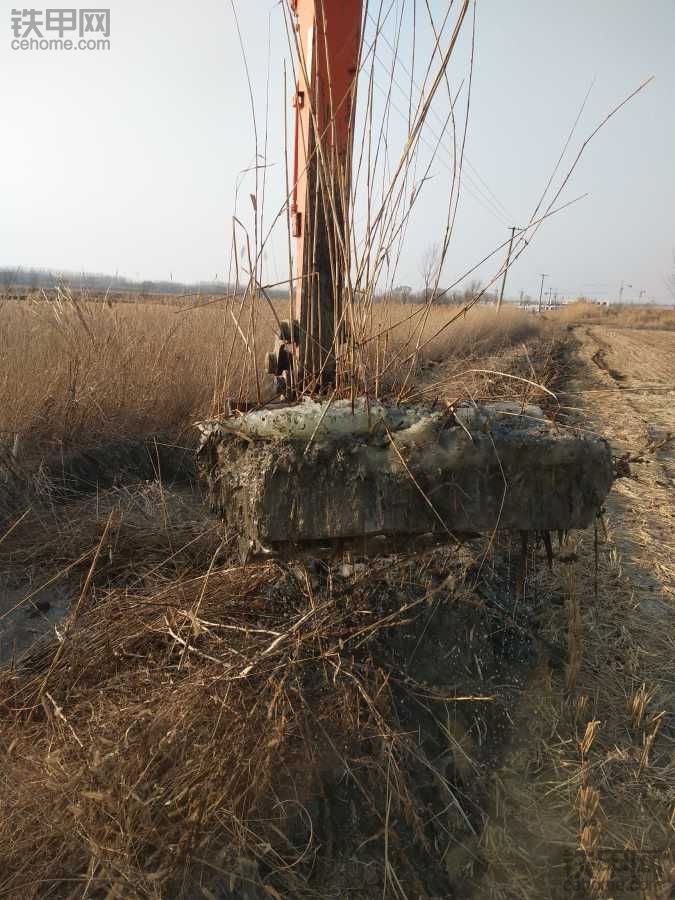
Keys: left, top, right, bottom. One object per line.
{"left": 579, "top": 325, "right": 675, "bottom": 622}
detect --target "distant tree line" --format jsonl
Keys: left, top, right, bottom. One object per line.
{"left": 383, "top": 279, "right": 495, "bottom": 305}
{"left": 1, "top": 266, "right": 503, "bottom": 306}
{"left": 0, "top": 267, "right": 289, "bottom": 299}
{"left": 0, "top": 267, "right": 230, "bottom": 296}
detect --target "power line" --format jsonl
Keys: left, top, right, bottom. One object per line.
{"left": 369, "top": 71, "right": 513, "bottom": 228}
{"left": 538, "top": 273, "right": 549, "bottom": 313}
{"left": 369, "top": 50, "right": 513, "bottom": 225}
{"left": 366, "top": 11, "right": 516, "bottom": 224}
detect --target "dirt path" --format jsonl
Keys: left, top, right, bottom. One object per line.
{"left": 476, "top": 325, "right": 675, "bottom": 899}
{"left": 577, "top": 325, "right": 675, "bottom": 614}
{"left": 570, "top": 326, "right": 675, "bottom": 897}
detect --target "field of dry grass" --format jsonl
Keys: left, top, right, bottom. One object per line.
{"left": 0, "top": 290, "right": 549, "bottom": 460}
{"left": 554, "top": 300, "right": 675, "bottom": 330}
{"left": 1, "top": 290, "right": 672, "bottom": 898}
{"left": 4, "top": 0, "right": 672, "bottom": 890}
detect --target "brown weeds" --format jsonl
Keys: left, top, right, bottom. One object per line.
{"left": 554, "top": 300, "right": 675, "bottom": 330}
{"left": 0, "top": 549, "right": 493, "bottom": 898}
{"left": 0, "top": 289, "right": 552, "bottom": 462}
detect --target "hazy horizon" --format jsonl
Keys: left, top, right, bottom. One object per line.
{"left": 2, "top": 0, "right": 674, "bottom": 304}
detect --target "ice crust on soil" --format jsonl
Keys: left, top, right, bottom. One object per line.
{"left": 199, "top": 398, "right": 546, "bottom": 444}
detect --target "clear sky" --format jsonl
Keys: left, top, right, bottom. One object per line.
{"left": 2, "top": 0, "right": 674, "bottom": 303}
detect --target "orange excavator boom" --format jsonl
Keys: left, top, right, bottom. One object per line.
{"left": 269, "top": 0, "right": 363, "bottom": 394}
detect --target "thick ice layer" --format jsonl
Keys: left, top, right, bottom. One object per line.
{"left": 197, "top": 400, "right": 614, "bottom": 552}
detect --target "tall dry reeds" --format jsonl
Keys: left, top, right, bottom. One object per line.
{"left": 0, "top": 289, "right": 552, "bottom": 460}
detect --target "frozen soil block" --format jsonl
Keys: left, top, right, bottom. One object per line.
{"left": 197, "top": 399, "right": 614, "bottom": 555}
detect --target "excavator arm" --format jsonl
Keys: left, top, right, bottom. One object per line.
{"left": 268, "top": 0, "right": 363, "bottom": 395}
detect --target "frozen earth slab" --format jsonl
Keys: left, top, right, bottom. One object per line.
{"left": 197, "top": 399, "right": 614, "bottom": 553}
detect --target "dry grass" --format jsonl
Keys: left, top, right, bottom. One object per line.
{"left": 477, "top": 328, "right": 675, "bottom": 899}
{"left": 0, "top": 313, "right": 672, "bottom": 897}
{"left": 553, "top": 301, "right": 675, "bottom": 330}
{"left": 2, "top": 0, "right": 670, "bottom": 891}
{"left": 1, "top": 509, "right": 672, "bottom": 898}
{"left": 0, "top": 533, "right": 499, "bottom": 898}
{"left": 0, "top": 290, "right": 551, "bottom": 460}
{"left": 0, "top": 292, "right": 274, "bottom": 454}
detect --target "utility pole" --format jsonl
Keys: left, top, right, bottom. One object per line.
{"left": 537, "top": 273, "right": 549, "bottom": 314}
{"left": 618, "top": 280, "right": 632, "bottom": 304}
{"left": 497, "top": 226, "right": 517, "bottom": 312}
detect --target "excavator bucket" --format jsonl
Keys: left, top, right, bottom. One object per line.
{"left": 197, "top": 400, "right": 614, "bottom": 559}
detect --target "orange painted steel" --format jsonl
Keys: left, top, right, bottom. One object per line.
{"left": 289, "top": 0, "right": 363, "bottom": 386}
